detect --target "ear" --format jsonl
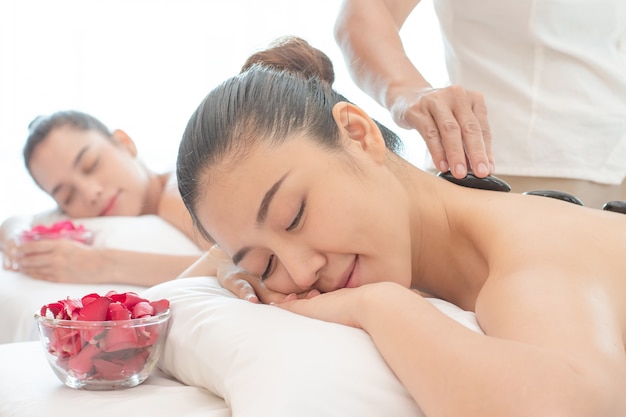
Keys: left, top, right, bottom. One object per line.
{"left": 331, "top": 102, "right": 387, "bottom": 164}
{"left": 111, "top": 129, "right": 138, "bottom": 157}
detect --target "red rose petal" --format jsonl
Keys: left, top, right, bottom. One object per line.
{"left": 39, "top": 291, "right": 169, "bottom": 383}
{"left": 78, "top": 296, "right": 112, "bottom": 322}
{"left": 133, "top": 301, "right": 154, "bottom": 318}
{"left": 149, "top": 299, "right": 170, "bottom": 315}
{"left": 108, "top": 302, "right": 132, "bottom": 320}
{"left": 100, "top": 327, "right": 139, "bottom": 352}
{"left": 68, "top": 342, "right": 99, "bottom": 377}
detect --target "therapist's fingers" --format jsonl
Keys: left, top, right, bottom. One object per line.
{"left": 434, "top": 88, "right": 488, "bottom": 179}
{"left": 457, "top": 90, "right": 493, "bottom": 177}
{"left": 404, "top": 85, "right": 492, "bottom": 179}
{"left": 419, "top": 113, "right": 450, "bottom": 174}
{"left": 471, "top": 94, "right": 495, "bottom": 173}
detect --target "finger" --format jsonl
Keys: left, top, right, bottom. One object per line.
{"left": 2, "top": 254, "right": 13, "bottom": 270}
{"left": 418, "top": 114, "right": 450, "bottom": 173}
{"left": 220, "top": 274, "right": 260, "bottom": 303}
{"left": 16, "top": 252, "right": 52, "bottom": 269}
{"left": 452, "top": 94, "right": 490, "bottom": 178}
{"left": 16, "top": 240, "right": 55, "bottom": 256}
{"left": 19, "top": 265, "right": 55, "bottom": 281}
{"left": 471, "top": 94, "right": 495, "bottom": 173}
{"left": 246, "top": 277, "right": 297, "bottom": 305}
{"left": 302, "top": 289, "right": 321, "bottom": 299}
{"left": 431, "top": 108, "right": 467, "bottom": 179}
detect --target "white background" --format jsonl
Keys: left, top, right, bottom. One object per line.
{"left": 0, "top": 0, "right": 447, "bottom": 222}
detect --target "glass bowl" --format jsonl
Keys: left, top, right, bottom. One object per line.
{"left": 19, "top": 228, "right": 94, "bottom": 245}
{"left": 34, "top": 310, "right": 170, "bottom": 390}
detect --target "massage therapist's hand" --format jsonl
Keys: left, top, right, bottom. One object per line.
{"left": 8, "top": 239, "right": 101, "bottom": 282}
{"left": 389, "top": 85, "right": 494, "bottom": 179}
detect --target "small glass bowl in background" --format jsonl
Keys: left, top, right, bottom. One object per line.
{"left": 19, "top": 228, "right": 94, "bottom": 245}
{"left": 34, "top": 310, "right": 170, "bottom": 390}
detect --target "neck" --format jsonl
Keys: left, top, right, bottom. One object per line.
{"left": 141, "top": 172, "right": 169, "bottom": 215}
{"left": 396, "top": 163, "right": 488, "bottom": 308}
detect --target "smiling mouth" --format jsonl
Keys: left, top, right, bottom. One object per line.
{"left": 100, "top": 193, "right": 119, "bottom": 216}
{"left": 341, "top": 256, "right": 358, "bottom": 289}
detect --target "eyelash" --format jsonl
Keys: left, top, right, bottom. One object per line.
{"left": 85, "top": 157, "right": 99, "bottom": 173}
{"left": 287, "top": 199, "right": 305, "bottom": 231}
{"left": 63, "top": 157, "right": 99, "bottom": 206}
{"left": 64, "top": 190, "right": 75, "bottom": 206}
{"left": 261, "top": 255, "right": 274, "bottom": 280}
{"left": 260, "top": 199, "right": 306, "bottom": 280}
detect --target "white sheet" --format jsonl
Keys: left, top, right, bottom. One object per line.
{"left": 0, "top": 341, "right": 230, "bottom": 417}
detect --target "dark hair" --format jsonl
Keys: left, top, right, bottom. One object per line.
{"left": 23, "top": 110, "right": 112, "bottom": 172}
{"left": 177, "top": 36, "right": 402, "bottom": 240}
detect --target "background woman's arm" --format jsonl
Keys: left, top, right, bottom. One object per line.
{"left": 14, "top": 238, "right": 200, "bottom": 286}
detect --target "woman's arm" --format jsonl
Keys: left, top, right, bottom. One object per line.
{"left": 334, "top": 0, "right": 424, "bottom": 108}
{"left": 278, "top": 281, "right": 622, "bottom": 417}
{"left": 14, "top": 238, "right": 200, "bottom": 286}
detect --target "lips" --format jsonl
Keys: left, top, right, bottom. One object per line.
{"left": 341, "top": 255, "right": 359, "bottom": 289}
{"left": 100, "top": 193, "right": 119, "bottom": 216}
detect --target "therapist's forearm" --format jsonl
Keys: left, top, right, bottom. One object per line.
{"left": 334, "top": 0, "right": 429, "bottom": 109}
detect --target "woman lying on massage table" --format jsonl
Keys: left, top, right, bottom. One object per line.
{"left": 0, "top": 110, "right": 233, "bottom": 285}
{"left": 176, "top": 37, "right": 626, "bottom": 417}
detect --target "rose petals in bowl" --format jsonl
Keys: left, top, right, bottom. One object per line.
{"left": 20, "top": 220, "right": 94, "bottom": 245}
{"left": 34, "top": 291, "right": 170, "bottom": 390}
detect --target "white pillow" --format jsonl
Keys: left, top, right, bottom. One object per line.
{"left": 68, "top": 215, "right": 203, "bottom": 255}
{"left": 142, "top": 277, "right": 482, "bottom": 417}
{"left": 30, "top": 211, "right": 202, "bottom": 255}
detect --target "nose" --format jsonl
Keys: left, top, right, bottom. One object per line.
{"left": 278, "top": 244, "right": 326, "bottom": 291}
{"left": 77, "top": 177, "right": 104, "bottom": 205}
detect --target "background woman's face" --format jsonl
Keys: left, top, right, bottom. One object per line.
{"left": 195, "top": 134, "right": 413, "bottom": 295}
{"left": 28, "top": 126, "right": 151, "bottom": 218}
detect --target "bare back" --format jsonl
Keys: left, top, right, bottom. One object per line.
{"left": 436, "top": 187, "right": 626, "bottom": 405}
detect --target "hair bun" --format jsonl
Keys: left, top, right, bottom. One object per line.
{"left": 241, "top": 36, "right": 335, "bottom": 85}
{"left": 27, "top": 115, "right": 47, "bottom": 131}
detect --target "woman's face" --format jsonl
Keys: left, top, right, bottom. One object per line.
{"left": 28, "top": 125, "right": 151, "bottom": 218}
{"left": 195, "top": 131, "right": 413, "bottom": 295}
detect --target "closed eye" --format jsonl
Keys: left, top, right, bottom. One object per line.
{"left": 261, "top": 254, "right": 275, "bottom": 281}
{"left": 286, "top": 199, "right": 305, "bottom": 231}
{"left": 85, "top": 157, "right": 100, "bottom": 173}
{"left": 63, "top": 189, "right": 76, "bottom": 207}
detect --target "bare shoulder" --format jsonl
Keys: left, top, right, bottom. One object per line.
{"left": 157, "top": 182, "right": 212, "bottom": 250}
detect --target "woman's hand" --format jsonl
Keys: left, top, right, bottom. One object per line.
{"left": 2, "top": 237, "right": 20, "bottom": 271}
{"left": 221, "top": 266, "right": 319, "bottom": 305}
{"left": 275, "top": 283, "right": 421, "bottom": 329}
{"left": 180, "top": 245, "right": 318, "bottom": 304}
{"left": 8, "top": 239, "right": 102, "bottom": 282}
{"left": 388, "top": 84, "right": 494, "bottom": 179}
